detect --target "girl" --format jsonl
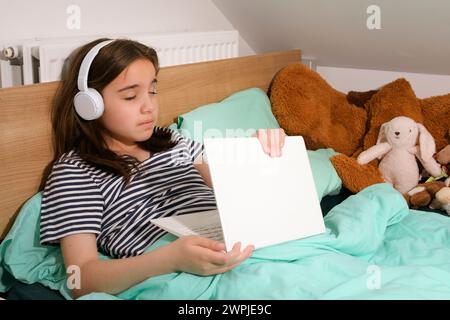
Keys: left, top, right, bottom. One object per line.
{"left": 38, "top": 38, "right": 285, "bottom": 298}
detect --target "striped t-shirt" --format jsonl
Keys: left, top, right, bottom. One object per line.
{"left": 40, "top": 127, "right": 217, "bottom": 258}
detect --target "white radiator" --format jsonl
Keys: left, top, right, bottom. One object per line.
{"left": 0, "top": 30, "right": 239, "bottom": 87}
{"left": 0, "top": 38, "right": 36, "bottom": 88}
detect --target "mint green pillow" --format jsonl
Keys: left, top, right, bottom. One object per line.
{"left": 167, "top": 123, "right": 178, "bottom": 131}
{"left": 307, "top": 149, "right": 342, "bottom": 200}
{"left": 177, "top": 88, "right": 280, "bottom": 144}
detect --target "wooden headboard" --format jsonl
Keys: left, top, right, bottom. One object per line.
{"left": 0, "top": 49, "right": 301, "bottom": 239}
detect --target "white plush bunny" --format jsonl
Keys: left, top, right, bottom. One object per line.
{"left": 357, "top": 116, "right": 442, "bottom": 194}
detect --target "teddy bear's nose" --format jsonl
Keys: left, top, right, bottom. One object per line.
{"left": 395, "top": 131, "right": 400, "bottom": 136}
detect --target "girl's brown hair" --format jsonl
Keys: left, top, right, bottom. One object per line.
{"left": 39, "top": 38, "right": 176, "bottom": 191}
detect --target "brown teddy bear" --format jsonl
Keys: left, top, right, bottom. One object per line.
{"left": 430, "top": 187, "right": 450, "bottom": 215}
{"left": 404, "top": 143, "right": 450, "bottom": 208}
{"left": 435, "top": 143, "right": 450, "bottom": 176}
{"left": 268, "top": 63, "right": 367, "bottom": 156}
{"left": 404, "top": 181, "right": 446, "bottom": 209}
{"left": 269, "top": 63, "right": 450, "bottom": 194}
{"left": 435, "top": 142, "right": 450, "bottom": 187}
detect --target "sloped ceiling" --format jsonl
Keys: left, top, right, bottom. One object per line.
{"left": 212, "top": 0, "right": 450, "bottom": 75}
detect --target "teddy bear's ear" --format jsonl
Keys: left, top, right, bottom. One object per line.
{"left": 346, "top": 89, "right": 379, "bottom": 108}
{"left": 376, "top": 123, "right": 388, "bottom": 145}
{"left": 436, "top": 145, "right": 450, "bottom": 164}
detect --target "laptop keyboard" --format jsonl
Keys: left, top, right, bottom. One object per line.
{"left": 179, "top": 224, "right": 224, "bottom": 242}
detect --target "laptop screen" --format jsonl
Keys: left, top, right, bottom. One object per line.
{"left": 203, "top": 136, "right": 325, "bottom": 251}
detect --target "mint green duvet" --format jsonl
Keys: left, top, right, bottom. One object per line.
{"left": 1, "top": 150, "right": 450, "bottom": 300}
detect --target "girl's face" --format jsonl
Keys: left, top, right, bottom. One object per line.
{"left": 100, "top": 58, "right": 158, "bottom": 151}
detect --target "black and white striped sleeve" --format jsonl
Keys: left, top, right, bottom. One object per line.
{"left": 185, "top": 137, "right": 204, "bottom": 162}
{"left": 40, "top": 161, "right": 104, "bottom": 245}
{"left": 169, "top": 128, "right": 204, "bottom": 163}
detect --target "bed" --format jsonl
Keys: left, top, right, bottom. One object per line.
{"left": 1, "top": 49, "right": 450, "bottom": 300}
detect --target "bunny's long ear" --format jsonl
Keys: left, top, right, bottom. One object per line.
{"left": 376, "top": 123, "right": 388, "bottom": 145}
{"left": 417, "top": 123, "right": 436, "bottom": 161}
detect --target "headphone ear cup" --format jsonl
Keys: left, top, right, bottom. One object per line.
{"left": 74, "top": 88, "right": 104, "bottom": 120}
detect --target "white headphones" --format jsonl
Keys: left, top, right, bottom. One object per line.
{"left": 73, "top": 40, "right": 114, "bottom": 120}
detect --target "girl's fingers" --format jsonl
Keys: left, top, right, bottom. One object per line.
{"left": 266, "top": 129, "right": 272, "bottom": 155}
{"left": 268, "top": 129, "right": 285, "bottom": 157}
{"left": 242, "top": 244, "right": 255, "bottom": 258}
{"left": 257, "top": 128, "right": 284, "bottom": 156}
{"left": 256, "top": 129, "right": 270, "bottom": 155}
{"left": 270, "top": 129, "right": 280, "bottom": 157}
{"left": 190, "top": 235, "right": 225, "bottom": 252}
{"left": 208, "top": 242, "right": 241, "bottom": 266}
{"left": 212, "top": 245, "right": 254, "bottom": 274}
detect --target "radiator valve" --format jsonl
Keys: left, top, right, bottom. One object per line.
{"left": 3, "top": 46, "right": 19, "bottom": 59}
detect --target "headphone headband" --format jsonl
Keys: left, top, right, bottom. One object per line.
{"left": 77, "top": 40, "right": 114, "bottom": 91}
{"left": 73, "top": 39, "right": 114, "bottom": 121}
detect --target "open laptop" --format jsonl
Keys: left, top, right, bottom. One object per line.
{"left": 150, "top": 136, "right": 325, "bottom": 251}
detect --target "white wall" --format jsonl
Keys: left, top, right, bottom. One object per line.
{"left": 212, "top": 0, "right": 450, "bottom": 76}
{"left": 317, "top": 66, "right": 450, "bottom": 99}
{"left": 0, "top": 0, "right": 254, "bottom": 56}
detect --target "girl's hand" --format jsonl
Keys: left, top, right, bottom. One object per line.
{"left": 255, "top": 128, "right": 286, "bottom": 157}
{"left": 169, "top": 235, "right": 254, "bottom": 276}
